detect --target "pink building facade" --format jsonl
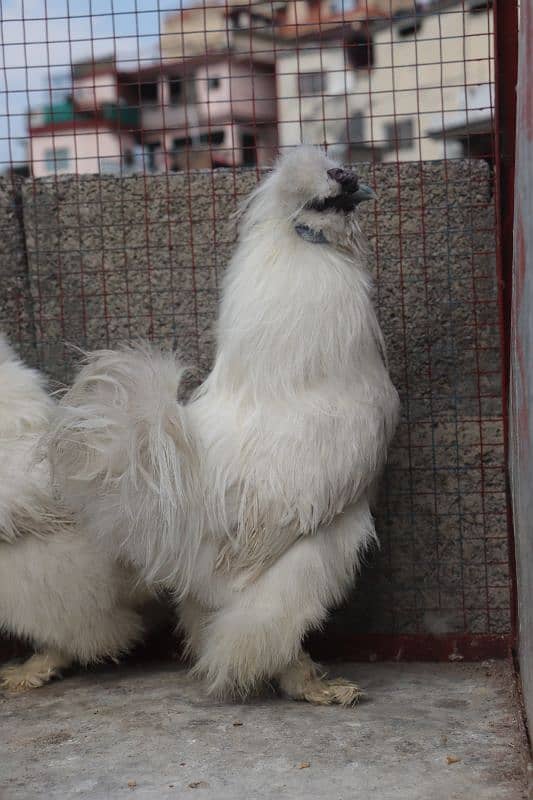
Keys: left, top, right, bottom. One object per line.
{"left": 28, "top": 62, "right": 141, "bottom": 177}
{"left": 136, "top": 56, "right": 277, "bottom": 170}
{"left": 29, "top": 124, "right": 138, "bottom": 177}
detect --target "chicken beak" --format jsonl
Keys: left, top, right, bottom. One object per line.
{"left": 353, "top": 184, "right": 377, "bottom": 205}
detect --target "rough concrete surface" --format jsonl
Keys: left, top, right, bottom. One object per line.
{"left": 0, "top": 161, "right": 511, "bottom": 642}
{"left": 0, "top": 661, "right": 527, "bottom": 800}
{"left": 0, "top": 177, "right": 37, "bottom": 366}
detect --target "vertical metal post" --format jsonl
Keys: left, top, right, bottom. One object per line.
{"left": 510, "top": 0, "right": 533, "bottom": 726}
{"left": 494, "top": 0, "right": 519, "bottom": 393}
{"left": 494, "top": 0, "right": 519, "bottom": 639}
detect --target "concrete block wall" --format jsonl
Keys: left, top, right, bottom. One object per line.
{"left": 0, "top": 161, "right": 513, "bottom": 653}
{"left": 0, "top": 178, "right": 37, "bottom": 367}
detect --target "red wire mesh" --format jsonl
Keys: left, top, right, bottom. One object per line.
{"left": 0, "top": 0, "right": 516, "bottom": 659}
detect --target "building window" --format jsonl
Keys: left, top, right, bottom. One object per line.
{"left": 397, "top": 16, "right": 422, "bottom": 38}
{"left": 199, "top": 130, "right": 225, "bottom": 146}
{"left": 383, "top": 118, "right": 414, "bottom": 147}
{"left": 139, "top": 81, "right": 158, "bottom": 105}
{"left": 345, "top": 30, "right": 374, "bottom": 69}
{"left": 330, "top": 0, "right": 357, "bottom": 13}
{"left": 250, "top": 12, "right": 270, "bottom": 27}
{"left": 228, "top": 10, "right": 247, "bottom": 29}
{"left": 241, "top": 132, "right": 256, "bottom": 166}
{"left": 173, "top": 136, "right": 193, "bottom": 151}
{"left": 348, "top": 111, "right": 365, "bottom": 143}
{"left": 99, "top": 158, "right": 121, "bottom": 174}
{"left": 173, "top": 131, "right": 225, "bottom": 150}
{"left": 124, "top": 150, "right": 135, "bottom": 167}
{"left": 43, "top": 147, "right": 70, "bottom": 172}
{"left": 145, "top": 141, "right": 160, "bottom": 172}
{"left": 208, "top": 77, "right": 221, "bottom": 91}
{"left": 469, "top": 0, "right": 493, "bottom": 11}
{"left": 298, "top": 72, "right": 327, "bottom": 96}
{"left": 168, "top": 77, "right": 182, "bottom": 105}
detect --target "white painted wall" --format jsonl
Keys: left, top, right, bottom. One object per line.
{"left": 195, "top": 59, "right": 277, "bottom": 124}
{"left": 362, "top": 3, "right": 493, "bottom": 161}
{"left": 162, "top": 6, "right": 230, "bottom": 59}
{"left": 72, "top": 71, "right": 119, "bottom": 110}
{"left": 277, "top": 45, "right": 354, "bottom": 148}
{"left": 277, "top": 2, "right": 493, "bottom": 159}
{"left": 30, "top": 127, "right": 137, "bottom": 177}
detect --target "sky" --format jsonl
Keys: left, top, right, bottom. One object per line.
{"left": 0, "top": 0, "right": 183, "bottom": 167}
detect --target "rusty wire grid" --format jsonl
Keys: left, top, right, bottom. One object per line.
{"left": 0, "top": 0, "right": 517, "bottom": 659}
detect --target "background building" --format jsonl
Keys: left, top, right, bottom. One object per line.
{"left": 28, "top": 59, "right": 140, "bottom": 177}
{"left": 350, "top": 0, "right": 494, "bottom": 162}
{"left": 25, "top": 0, "right": 493, "bottom": 175}
{"left": 276, "top": 0, "right": 493, "bottom": 161}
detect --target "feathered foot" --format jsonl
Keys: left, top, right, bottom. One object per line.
{"left": 0, "top": 650, "right": 71, "bottom": 692}
{"left": 278, "top": 652, "right": 363, "bottom": 707}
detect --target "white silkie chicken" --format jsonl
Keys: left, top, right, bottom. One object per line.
{"left": 49, "top": 146, "right": 400, "bottom": 704}
{"left": 0, "top": 337, "right": 148, "bottom": 691}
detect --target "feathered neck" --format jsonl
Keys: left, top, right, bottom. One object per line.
{"left": 207, "top": 218, "right": 383, "bottom": 402}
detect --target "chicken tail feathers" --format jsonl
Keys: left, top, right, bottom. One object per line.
{"left": 48, "top": 343, "right": 201, "bottom": 592}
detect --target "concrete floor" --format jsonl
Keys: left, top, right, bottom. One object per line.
{"left": 0, "top": 661, "right": 529, "bottom": 800}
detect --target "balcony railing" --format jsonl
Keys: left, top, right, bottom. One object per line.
{"left": 28, "top": 100, "right": 140, "bottom": 130}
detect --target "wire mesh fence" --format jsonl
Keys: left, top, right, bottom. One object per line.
{"left": 1, "top": 0, "right": 496, "bottom": 175}
{"left": 0, "top": 0, "right": 516, "bottom": 658}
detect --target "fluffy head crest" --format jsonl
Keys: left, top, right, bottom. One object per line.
{"left": 239, "top": 145, "right": 374, "bottom": 253}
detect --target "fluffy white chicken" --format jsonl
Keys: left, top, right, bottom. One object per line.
{"left": 49, "top": 146, "right": 400, "bottom": 704}
{"left": 0, "top": 337, "right": 148, "bottom": 691}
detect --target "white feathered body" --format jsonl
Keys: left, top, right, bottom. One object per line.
{"left": 0, "top": 338, "right": 146, "bottom": 685}
{"left": 51, "top": 147, "right": 400, "bottom": 695}
{"left": 0, "top": 338, "right": 54, "bottom": 544}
